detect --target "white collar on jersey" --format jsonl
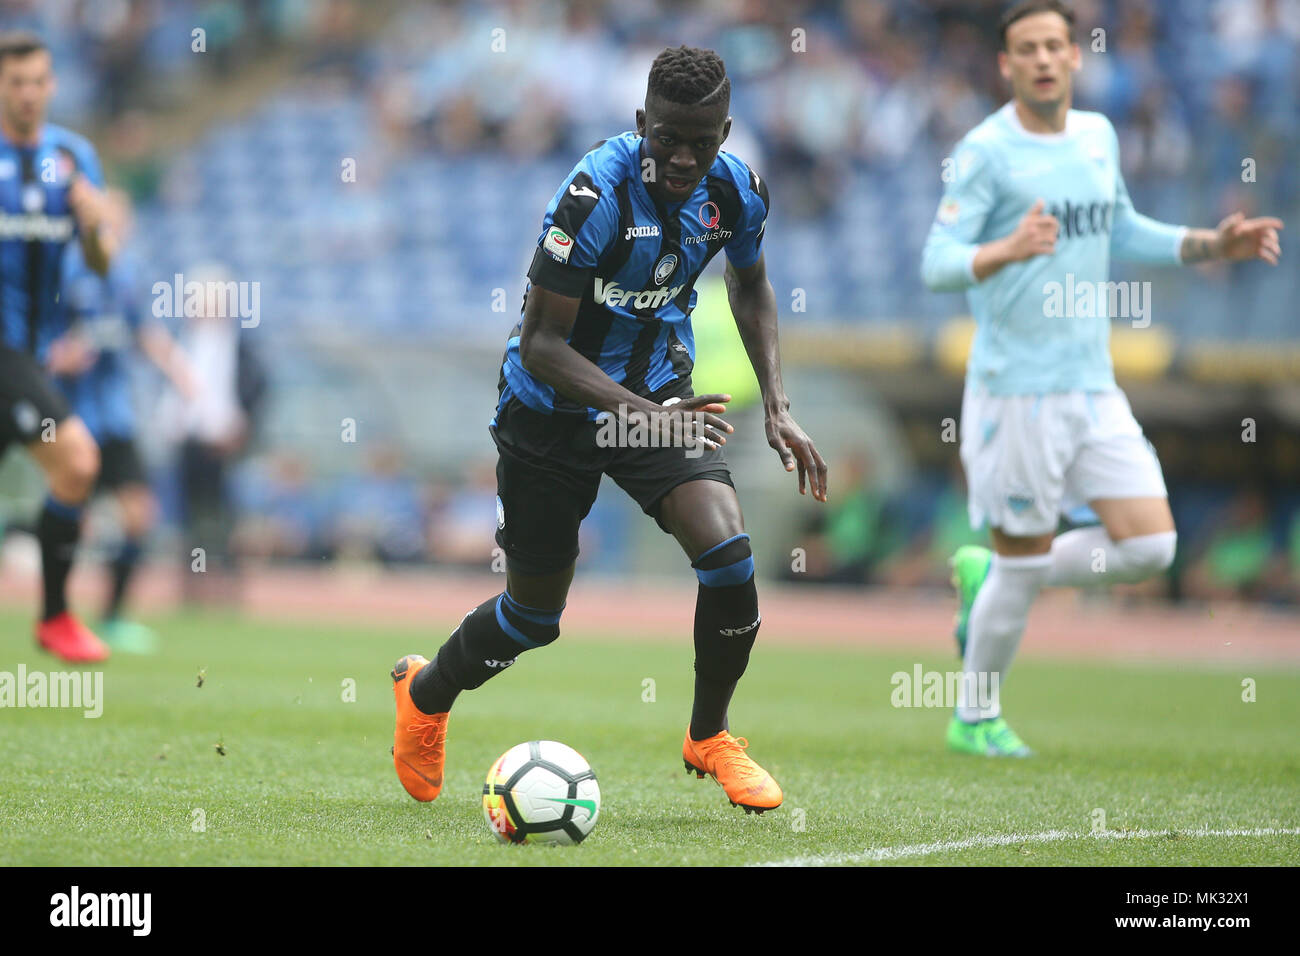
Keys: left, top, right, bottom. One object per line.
{"left": 999, "top": 100, "right": 1078, "bottom": 141}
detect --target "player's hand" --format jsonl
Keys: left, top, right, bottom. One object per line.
{"left": 66, "top": 175, "right": 108, "bottom": 234}
{"left": 1213, "top": 212, "right": 1284, "bottom": 265}
{"left": 766, "top": 408, "right": 827, "bottom": 502}
{"left": 1006, "top": 198, "right": 1058, "bottom": 261}
{"left": 45, "top": 333, "right": 98, "bottom": 376}
{"left": 645, "top": 393, "right": 733, "bottom": 451}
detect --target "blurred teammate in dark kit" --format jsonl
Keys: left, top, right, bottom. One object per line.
{"left": 0, "top": 31, "right": 116, "bottom": 662}
{"left": 46, "top": 189, "right": 195, "bottom": 653}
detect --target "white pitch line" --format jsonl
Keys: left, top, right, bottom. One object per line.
{"left": 756, "top": 827, "right": 1300, "bottom": 867}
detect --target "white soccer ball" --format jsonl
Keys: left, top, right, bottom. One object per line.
{"left": 482, "top": 740, "right": 600, "bottom": 845}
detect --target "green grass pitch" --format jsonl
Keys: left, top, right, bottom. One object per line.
{"left": 1, "top": 606, "right": 1297, "bottom": 866}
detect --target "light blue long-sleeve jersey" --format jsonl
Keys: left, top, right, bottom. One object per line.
{"left": 921, "top": 102, "right": 1187, "bottom": 394}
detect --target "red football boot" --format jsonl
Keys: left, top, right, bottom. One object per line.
{"left": 37, "top": 612, "right": 110, "bottom": 663}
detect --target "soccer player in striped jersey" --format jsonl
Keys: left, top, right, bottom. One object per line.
{"left": 46, "top": 195, "right": 194, "bottom": 654}
{"left": 391, "top": 45, "right": 827, "bottom": 814}
{"left": 921, "top": 0, "right": 1283, "bottom": 756}
{"left": 0, "top": 32, "right": 117, "bottom": 662}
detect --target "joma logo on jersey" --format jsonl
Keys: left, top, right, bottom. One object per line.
{"left": 593, "top": 277, "right": 685, "bottom": 309}
{"left": 624, "top": 225, "right": 660, "bottom": 239}
{"left": 0, "top": 213, "right": 73, "bottom": 241}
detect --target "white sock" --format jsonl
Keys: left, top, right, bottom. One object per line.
{"left": 956, "top": 552, "right": 1052, "bottom": 723}
{"left": 1046, "top": 527, "right": 1177, "bottom": 587}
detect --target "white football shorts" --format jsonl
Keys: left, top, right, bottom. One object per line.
{"left": 959, "top": 385, "right": 1167, "bottom": 536}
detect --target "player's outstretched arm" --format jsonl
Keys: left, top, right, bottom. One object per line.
{"left": 519, "top": 285, "right": 734, "bottom": 447}
{"left": 1111, "top": 146, "right": 1283, "bottom": 267}
{"left": 1180, "top": 213, "right": 1284, "bottom": 266}
{"left": 723, "top": 255, "right": 827, "bottom": 502}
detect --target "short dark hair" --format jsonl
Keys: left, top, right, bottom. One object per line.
{"left": 0, "top": 30, "right": 48, "bottom": 67}
{"left": 646, "top": 45, "right": 729, "bottom": 110}
{"left": 999, "top": 0, "right": 1076, "bottom": 49}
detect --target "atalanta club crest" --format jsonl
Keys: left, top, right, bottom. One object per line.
{"left": 653, "top": 253, "right": 678, "bottom": 285}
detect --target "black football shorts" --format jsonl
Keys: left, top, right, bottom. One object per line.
{"left": 491, "top": 380, "right": 734, "bottom": 576}
{"left": 0, "top": 346, "right": 72, "bottom": 456}
{"left": 97, "top": 435, "right": 147, "bottom": 491}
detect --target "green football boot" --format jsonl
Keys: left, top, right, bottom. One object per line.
{"left": 982, "top": 716, "right": 1033, "bottom": 756}
{"left": 946, "top": 714, "right": 1033, "bottom": 757}
{"left": 949, "top": 545, "right": 992, "bottom": 657}
{"left": 99, "top": 618, "right": 159, "bottom": 655}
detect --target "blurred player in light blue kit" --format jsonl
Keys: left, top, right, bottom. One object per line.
{"left": 921, "top": 0, "right": 1283, "bottom": 755}
{"left": 46, "top": 188, "right": 194, "bottom": 653}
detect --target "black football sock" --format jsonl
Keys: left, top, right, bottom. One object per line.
{"left": 106, "top": 537, "right": 143, "bottom": 620}
{"left": 410, "top": 592, "right": 563, "bottom": 715}
{"left": 37, "top": 496, "right": 84, "bottom": 622}
{"left": 689, "top": 533, "right": 760, "bottom": 741}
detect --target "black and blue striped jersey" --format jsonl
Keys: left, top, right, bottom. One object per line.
{"left": 54, "top": 243, "right": 143, "bottom": 442}
{"left": 0, "top": 123, "right": 103, "bottom": 358}
{"left": 496, "top": 131, "right": 770, "bottom": 420}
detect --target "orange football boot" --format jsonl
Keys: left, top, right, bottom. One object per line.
{"left": 391, "top": 655, "right": 448, "bottom": 802}
{"left": 683, "top": 729, "right": 783, "bottom": 814}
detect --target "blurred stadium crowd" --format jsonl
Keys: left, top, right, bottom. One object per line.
{"left": 2, "top": 0, "right": 1298, "bottom": 606}
{"left": 16, "top": 0, "right": 1298, "bottom": 337}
